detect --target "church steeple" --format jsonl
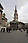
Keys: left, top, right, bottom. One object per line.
{"left": 14, "top": 5, "right": 18, "bottom": 21}
{"left": 15, "top": 5, "right": 17, "bottom": 12}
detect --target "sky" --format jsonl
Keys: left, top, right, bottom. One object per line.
{"left": 0, "top": 0, "right": 28, "bottom": 23}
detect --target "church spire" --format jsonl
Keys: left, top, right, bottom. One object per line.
{"left": 15, "top": 5, "right": 17, "bottom": 12}
{"left": 14, "top": 5, "right": 18, "bottom": 21}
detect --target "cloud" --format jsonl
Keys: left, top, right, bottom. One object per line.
{"left": 0, "top": 0, "right": 28, "bottom": 23}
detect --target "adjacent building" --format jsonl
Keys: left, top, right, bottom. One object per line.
{"left": 0, "top": 4, "right": 3, "bottom": 24}
{"left": 0, "top": 4, "right": 7, "bottom": 27}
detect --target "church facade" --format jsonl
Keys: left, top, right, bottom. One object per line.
{"left": 10, "top": 6, "right": 25, "bottom": 30}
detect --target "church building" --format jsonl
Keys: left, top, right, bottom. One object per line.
{"left": 10, "top": 6, "right": 25, "bottom": 30}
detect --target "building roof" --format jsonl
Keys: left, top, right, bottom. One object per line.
{"left": 0, "top": 3, "right": 3, "bottom": 10}
{"left": 18, "top": 22, "right": 25, "bottom": 25}
{"left": 10, "top": 20, "right": 25, "bottom": 25}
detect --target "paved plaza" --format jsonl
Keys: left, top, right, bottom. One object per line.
{"left": 0, "top": 31, "right": 28, "bottom": 43}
